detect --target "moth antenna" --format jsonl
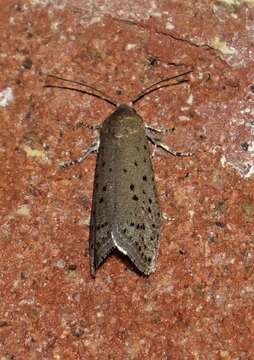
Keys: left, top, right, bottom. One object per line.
{"left": 132, "top": 70, "right": 192, "bottom": 105}
{"left": 45, "top": 74, "right": 117, "bottom": 107}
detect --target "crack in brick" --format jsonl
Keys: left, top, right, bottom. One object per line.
{"left": 112, "top": 17, "right": 214, "bottom": 49}
{"left": 112, "top": 16, "right": 231, "bottom": 69}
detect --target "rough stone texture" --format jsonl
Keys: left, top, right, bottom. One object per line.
{"left": 0, "top": 0, "right": 254, "bottom": 359}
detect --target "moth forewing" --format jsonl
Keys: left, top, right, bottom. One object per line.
{"left": 89, "top": 104, "right": 161, "bottom": 275}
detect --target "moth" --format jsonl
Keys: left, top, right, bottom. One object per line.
{"left": 46, "top": 71, "right": 192, "bottom": 275}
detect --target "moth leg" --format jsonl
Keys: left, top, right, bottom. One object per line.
{"left": 60, "top": 139, "right": 100, "bottom": 168}
{"left": 146, "top": 132, "right": 193, "bottom": 157}
{"left": 78, "top": 123, "right": 101, "bottom": 131}
{"left": 145, "top": 124, "right": 174, "bottom": 134}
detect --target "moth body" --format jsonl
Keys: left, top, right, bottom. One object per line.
{"left": 90, "top": 104, "right": 161, "bottom": 275}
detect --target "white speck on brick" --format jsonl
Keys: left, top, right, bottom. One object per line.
{"left": 16, "top": 204, "right": 31, "bottom": 217}
{"left": 166, "top": 21, "right": 175, "bottom": 30}
{"left": 210, "top": 36, "right": 236, "bottom": 56}
{"left": 187, "top": 94, "right": 194, "bottom": 105}
{"left": 90, "top": 16, "right": 101, "bottom": 24}
{"left": 151, "top": 11, "right": 162, "bottom": 17}
{"left": 248, "top": 141, "right": 254, "bottom": 152}
{"left": 55, "top": 259, "right": 65, "bottom": 269}
{"left": 51, "top": 21, "right": 59, "bottom": 32}
{"left": 245, "top": 165, "right": 254, "bottom": 178}
{"left": 96, "top": 311, "right": 103, "bottom": 318}
{"left": 178, "top": 115, "right": 191, "bottom": 122}
{"left": 240, "top": 108, "right": 251, "bottom": 114}
{"left": 9, "top": 16, "right": 15, "bottom": 24}
{"left": 0, "top": 87, "right": 13, "bottom": 107}
{"left": 126, "top": 43, "right": 137, "bottom": 51}
{"left": 20, "top": 298, "right": 35, "bottom": 305}
{"left": 220, "top": 155, "right": 226, "bottom": 168}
